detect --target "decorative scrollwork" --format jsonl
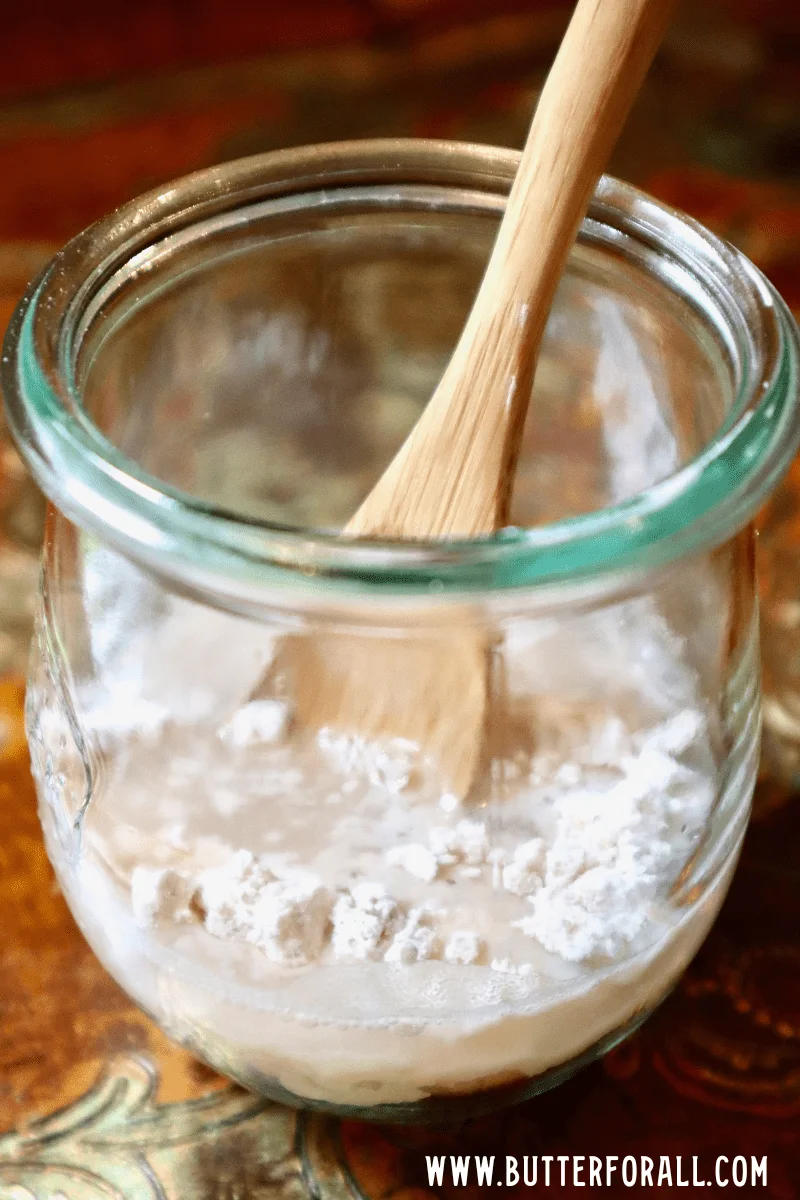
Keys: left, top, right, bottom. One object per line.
{"left": 0, "top": 1056, "right": 354, "bottom": 1200}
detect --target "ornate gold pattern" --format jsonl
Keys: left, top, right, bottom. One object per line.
{"left": 0, "top": 1056, "right": 359, "bottom": 1200}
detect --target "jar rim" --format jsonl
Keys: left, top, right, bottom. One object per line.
{"left": 3, "top": 138, "right": 800, "bottom": 601}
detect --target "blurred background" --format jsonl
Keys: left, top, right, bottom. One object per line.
{"left": 2, "top": 0, "right": 800, "bottom": 1183}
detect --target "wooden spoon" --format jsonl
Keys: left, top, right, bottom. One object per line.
{"left": 258, "top": 0, "right": 677, "bottom": 796}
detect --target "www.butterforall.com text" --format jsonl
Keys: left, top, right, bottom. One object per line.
{"left": 425, "top": 1154, "right": 768, "bottom": 1189}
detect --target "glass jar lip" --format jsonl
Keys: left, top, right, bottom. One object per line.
{"left": 3, "top": 137, "right": 800, "bottom": 601}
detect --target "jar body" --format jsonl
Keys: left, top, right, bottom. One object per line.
{"left": 10, "top": 141, "right": 796, "bottom": 1123}
{"left": 30, "top": 511, "right": 756, "bottom": 1118}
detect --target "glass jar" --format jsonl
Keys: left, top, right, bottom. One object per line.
{"left": 3, "top": 140, "right": 799, "bottom": 1124}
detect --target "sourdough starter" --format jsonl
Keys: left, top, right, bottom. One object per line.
{"left": 37, "top": 564, "right": 739, "bottom": 1108}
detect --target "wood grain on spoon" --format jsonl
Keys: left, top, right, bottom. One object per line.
{"left": 265, "top": 0, "right": 677, "bottom": 796}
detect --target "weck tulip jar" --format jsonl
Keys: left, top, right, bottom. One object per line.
{"left": 3, "top": 140, "right": 799, "bottom": 1122}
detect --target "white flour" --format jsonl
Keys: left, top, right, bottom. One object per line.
{"left": 34, "top": 563, "right": 740, "bottom": 1108}
{"left": 123, "top": 703, "right": 713, "bottom": 970}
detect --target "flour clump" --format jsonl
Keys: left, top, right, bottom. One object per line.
{"left": 331, "top": 882, "right": 399, "bottom": 960}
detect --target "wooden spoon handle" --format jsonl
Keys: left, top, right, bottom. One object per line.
{"left": 481, "top": 0, "right": 676, "bottom": 353}
{"left": 348, "top": 0, "right": 676, "bottom": 540}
{"left": 452, "top": 0, "right": 678, "bottom": 524}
